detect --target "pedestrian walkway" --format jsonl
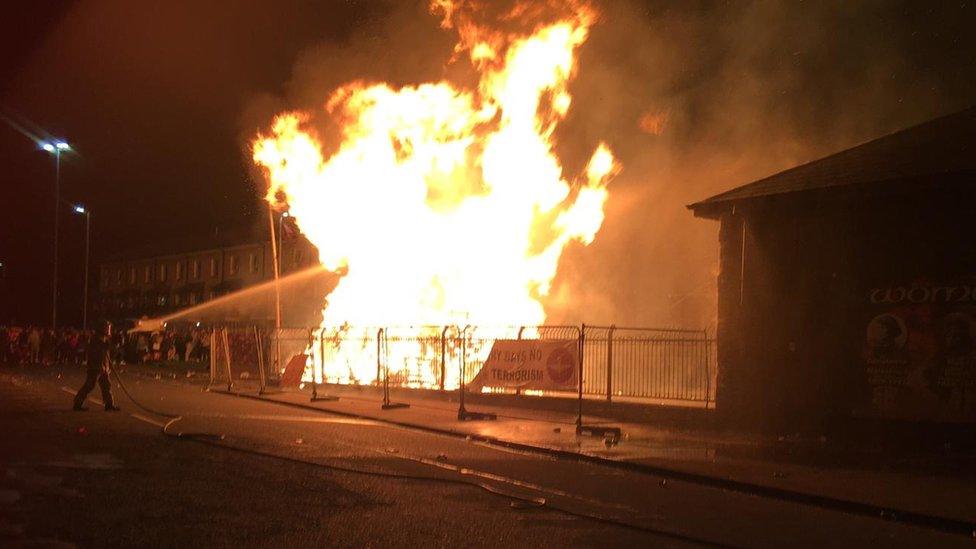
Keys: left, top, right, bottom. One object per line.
{"left": 219, "top": 382, "right": 976, "bottom": 526}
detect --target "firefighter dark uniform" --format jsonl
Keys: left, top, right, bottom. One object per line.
{"left": 73, "top": 324, "right": 119, "bottom": 412}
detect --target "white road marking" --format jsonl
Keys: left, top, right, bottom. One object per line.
{"left": 59, "top": 385, "right": 104, "bottom": 409}
{"left": 470, "top": 439, "right": 558, "bottom": 460}
{"left": 63, "top": 385, "right": 168, "bottom": 428}
{"left": 351, "top": 442, "right": 631, "bottom": 510}
{"left": 129, "top": 413, "right": 167, "bottom": 428}
{"left": 190, "top": 413, "right": 381, "bottom": 425}
{"left": 63, "top": 386, "right": 370, "bottom": 428}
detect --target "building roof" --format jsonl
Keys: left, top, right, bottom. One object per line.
{"left": 689, "top": 106, "right": 976, "bottom": 218}
{"left": 100, "top": 225, "right": 265, "bottom": 264}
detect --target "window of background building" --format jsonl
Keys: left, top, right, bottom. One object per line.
{"left": 159, "top": 264, "right": 167, "bottom": 282}
{"left": 248, "top": 253, "right": 257, "bottom": 273}
{"left": 176, "top": 262, "right": 184, "bottom": 281}
{"left": 130, "top": 267, "right": 136, "bottom": 285}
{"left": 144, "top": 266, "right": 151, "bottom": 283}
{"left": 229, "top": 254, "right": 239, "bottom": 275}
{"left": 191, "top": 260, "right": 200, "bottom": 279}
{"left": 210, "top": 258, "right": 217, "bottom": 277}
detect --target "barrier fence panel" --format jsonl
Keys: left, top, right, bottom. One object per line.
{"left": 264, "top": 327, "right": 312, "bottom": 386}
{"left": 462, "top": 325, "right": 520, "bottom": 390}
{"left": 382, "top": 326, "right": 456, "bottom": 389}
{"left": 586, "top": 326, "right": 711, "bottom": 403}
{"left": 209, "top": 328, "right": 223, "bottom": 387}
{"left": 313, "top": 326, "right": 382, "bottom": 386}
{"left": 209, "top": 326, "right": 263, "bottom": 390}
{"left": 459, "top": 325, "right": 581, "bottom": 396}
{"left": 581, "top": 326, "right": 611, "bottom": 399}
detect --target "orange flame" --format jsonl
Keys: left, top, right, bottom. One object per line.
{"left": 253, "top": 0, "right": 618, "bottom": 386}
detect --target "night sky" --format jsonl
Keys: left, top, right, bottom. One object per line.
{"left": 2, "top": 1, "right": 975, "bottom": 327}
{"left": 0, "top": 1, "right": 385, "bottom": 325}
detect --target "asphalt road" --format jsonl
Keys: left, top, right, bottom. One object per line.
{"left": 0, "top": 365, "right": 968, "bottom": 548}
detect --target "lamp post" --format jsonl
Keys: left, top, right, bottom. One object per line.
{"left": 267, "top": 206, "right": 283, "bottom": 380}
{"left": 278, "top": 211, "right": 289, "bottom": 275}
{"left": 74, "top": 205, "right": 91, "bottom": 330}
{"left": 274, "top": 211, "right": 291, "bottom": 374}
{"left": 41, "top": 140, "right": 70, "bottom": 329}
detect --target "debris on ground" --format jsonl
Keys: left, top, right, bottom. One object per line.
{"left": 509, "top": 499, "right": 544, "bottom": 509}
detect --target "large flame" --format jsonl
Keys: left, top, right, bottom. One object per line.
{"left": 252, "top": 0, "right": 619, "bottom": 386}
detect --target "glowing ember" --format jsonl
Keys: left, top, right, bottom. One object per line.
{"left": 252, "top": 0, "right": 619, "bottom": 387}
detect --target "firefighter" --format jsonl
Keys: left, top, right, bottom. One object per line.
{"left": 73, "top": 320, "right": 120, "bottom": 412}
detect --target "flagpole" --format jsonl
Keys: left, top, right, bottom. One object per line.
{"left": 267, "top": 205, "right": 283, "bottom": 375}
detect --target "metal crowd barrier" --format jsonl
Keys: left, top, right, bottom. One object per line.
{"left": 582, "top": 326, "right": 712, "bottom": 403}
{"left": 209, "top": 326, "right": 265, "bottom": 391}
{"left": 215, "top": 323, "right": 715, "bottom": 406}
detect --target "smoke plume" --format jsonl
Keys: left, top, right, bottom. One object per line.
{"left": 242, "top": 0, "right": 976, "bottom": 330}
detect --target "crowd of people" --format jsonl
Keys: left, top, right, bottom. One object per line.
{"left": 0, "top": 325, "right": 211, "bottom": 367}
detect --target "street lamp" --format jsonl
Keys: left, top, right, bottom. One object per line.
{"left": 266, "top": 206, "right": 285, "bottom": 383}
{"left": 40, "top": 139, "right": 71, "bottom": 329}
{"left": 73, "top": 205, "right": 91, "bottom": 330}
{"left": 279, "top": 211, "right": 290, "bottom": 275}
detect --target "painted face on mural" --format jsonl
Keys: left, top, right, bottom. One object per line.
{"left": 944, "top": 313, "right": 975, "bottom": 358}
{"left": 866, "top": 313, "right": 907, "bottom": 360}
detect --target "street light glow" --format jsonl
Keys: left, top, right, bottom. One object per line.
{"left": 40, "top": 140, "right": 70, "bottom": 153}
{"left": 74, "top": 205, "right": 87, "bottom": 214}
{"left": 42, "top": 135, "right": 71, "bottom": 329}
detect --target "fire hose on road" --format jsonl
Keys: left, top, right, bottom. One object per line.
{"left": 100, "top": 367, "right": 719, "bottom": 546}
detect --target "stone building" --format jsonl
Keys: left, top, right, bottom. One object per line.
{"left": 689, "top": 107, "right": 976, "bottom": 432}
{"left": 96, "top": 235, "right": 320, "bottom": 323}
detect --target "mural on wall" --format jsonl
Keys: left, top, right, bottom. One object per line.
{"left": 859, "top": 277, "right": 976, "bottom": 422}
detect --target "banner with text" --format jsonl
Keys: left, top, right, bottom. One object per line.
{"left": 469, "top": 339, "right": 578, "bottom": 391}
{"left": 856, "top": 276, "right": 976, "bottom": 422}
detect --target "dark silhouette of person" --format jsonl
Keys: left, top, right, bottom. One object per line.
{"left": 945, "top": 315, "right": 973, "bottom": 358}
{"left": 0, "top": 326, "right": 9, "bottom": 364}
{"left": 871, "top": 315, "right": 904, "bottom": 360}
{"left": 73, "top": 320, "right": 120, "bottom": 412}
